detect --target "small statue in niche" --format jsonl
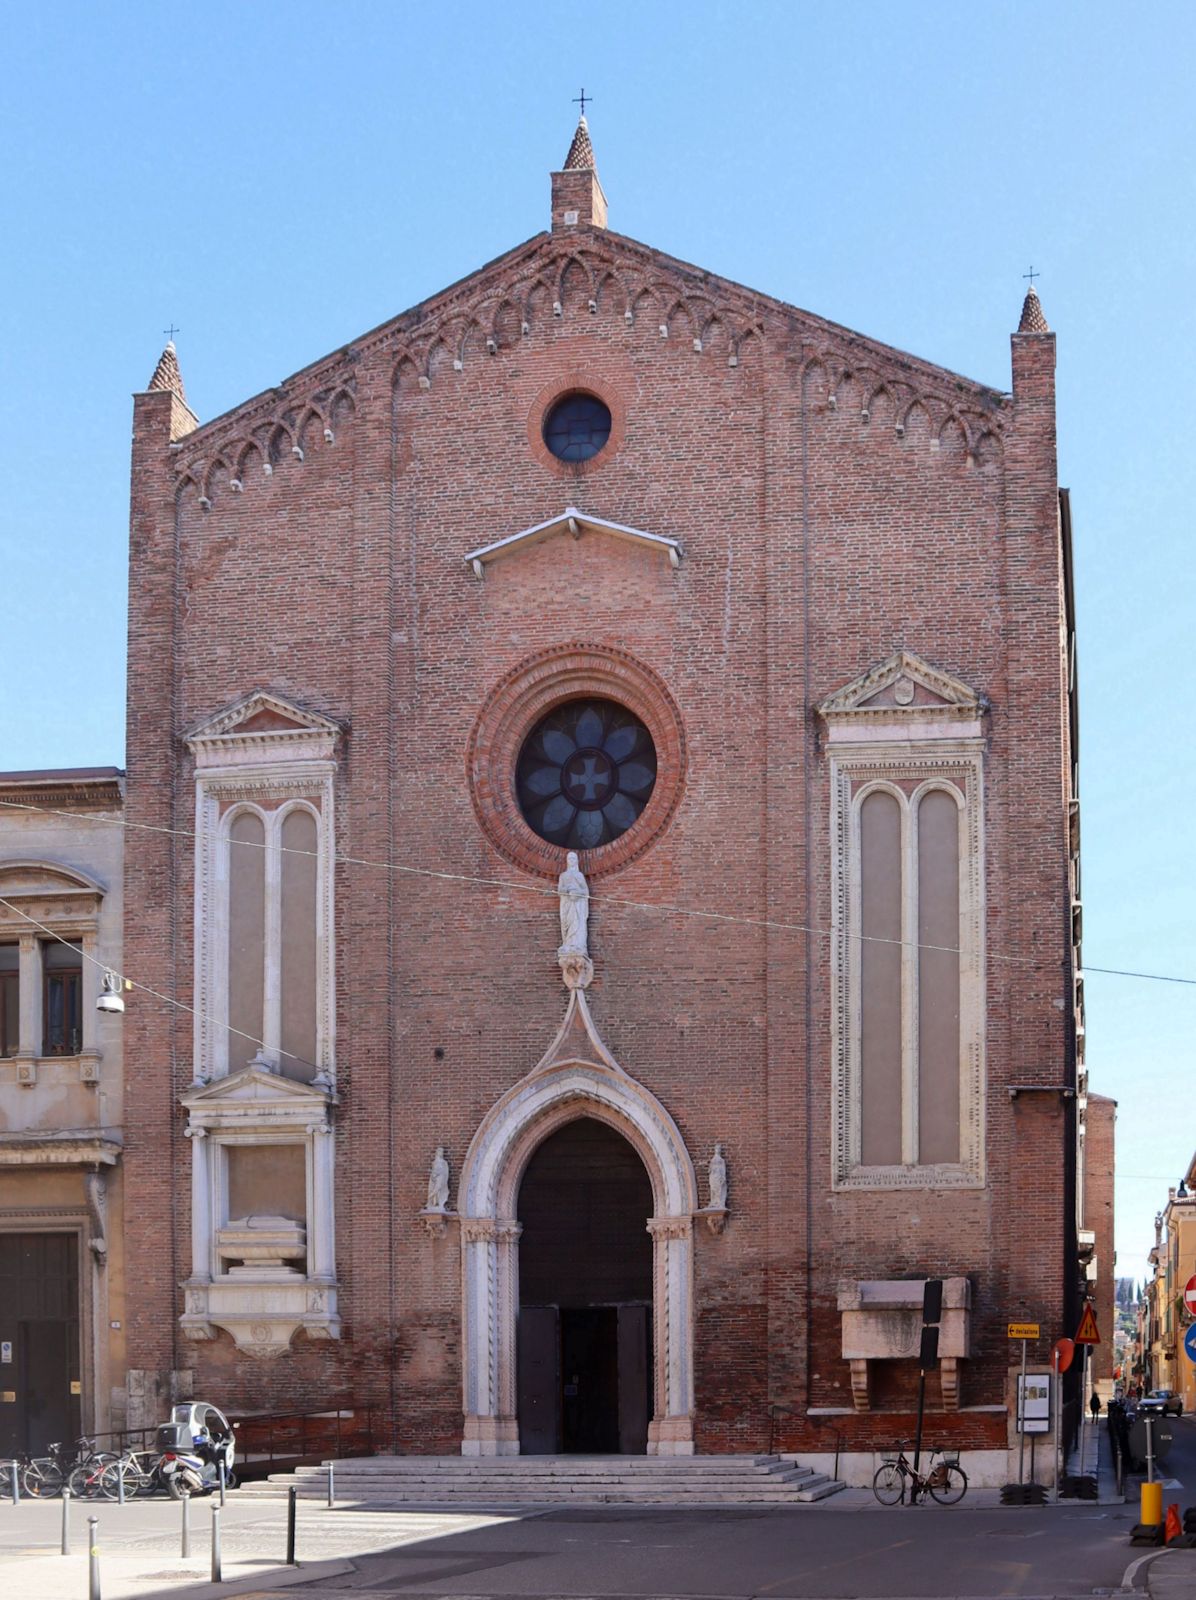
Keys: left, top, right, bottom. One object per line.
{"left": 708, "top": 1143, "right": 728, "bottom": 1212}
{"left": 426, "top": 1146, "right": 451, "bottom": 1213}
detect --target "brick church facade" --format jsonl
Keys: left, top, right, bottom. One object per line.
{"left": 121, "top": 119, "right": 1085, "bottom": 1478}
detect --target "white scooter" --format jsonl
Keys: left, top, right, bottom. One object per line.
{"left": 155, "top": 1423, "right": 209, "bottom": 1498}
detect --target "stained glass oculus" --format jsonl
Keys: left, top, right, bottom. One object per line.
{"left": 516, "top": 699, "right": 657, "bottom": 850}
{"left": 542, "top": 392, "right": 612, "bottom": 463}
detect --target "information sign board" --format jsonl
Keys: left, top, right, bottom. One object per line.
{"left": 1008, "top": 1322, "right": 1040, "bottom": 1340}
{"left": 1017, "top": 1373, "right": 1051, "bottom": 1434}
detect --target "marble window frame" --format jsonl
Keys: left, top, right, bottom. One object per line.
{"left": 831, "top": 744, "right": 986, "bottom": 1190}
{"left": 192, "top": 769, "right": 335, "bottom": 1086}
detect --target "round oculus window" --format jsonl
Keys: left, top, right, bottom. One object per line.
{"left": 542, "top": 392, "right": 612, "bottom": 464}
{"left": 516, "top": 698, "right": 657, "bottom": 850}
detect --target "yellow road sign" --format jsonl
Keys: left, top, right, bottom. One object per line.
{"left": 1008, "top": 1322, "right": 1041, "bottom": 1340}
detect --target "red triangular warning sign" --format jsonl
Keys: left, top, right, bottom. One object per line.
{"left": 1074, "top": 1304, "right": 1101, "bottom": 1345}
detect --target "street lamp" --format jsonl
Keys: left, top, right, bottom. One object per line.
{"left": 96, "top": 970, "right": 128, "bottom": 1015}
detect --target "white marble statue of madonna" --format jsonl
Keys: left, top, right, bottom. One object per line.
{"left": 557, "top": 850, "right": 590, "bottom": 958}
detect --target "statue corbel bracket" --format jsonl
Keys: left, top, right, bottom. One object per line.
{"left": 697, "top": 1207, "right": 729, "bottom": 1236}
{"left": 419, "top": 1208, "right": 458, "bottom": 1239}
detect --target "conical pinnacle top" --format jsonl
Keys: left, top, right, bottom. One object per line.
{"left": 147, "top": 340, "right": 187, "bottom": 401}
{"left": 562, "top": 115, "right": 596, "bottom": 172}
{"left": 1017, "top": 284, "right": 1050, "bottom": 334}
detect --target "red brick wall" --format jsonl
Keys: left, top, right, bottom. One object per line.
{"left": 122, "top": 214, "right": 1072, "bottom": 1451}
{"left": 1085, "top": 1094, "right": 1116, "bottom": 1385}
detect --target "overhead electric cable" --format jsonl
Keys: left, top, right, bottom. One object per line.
{"left": 1, "top": 797, "right": 1193, "bottom": 986}
{"left": 0, "top": 893, "right": 324, "bottom": 1077}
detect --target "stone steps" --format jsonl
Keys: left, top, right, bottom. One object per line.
{"left": 238, "top": 1453, "right": 846, "bottom": 1505}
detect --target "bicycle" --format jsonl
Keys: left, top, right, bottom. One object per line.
{"left": 872, "top": 1442, "right": 967, "bottom": 1505}
{"left": 66, "top": 1444, "right": 122, "bottom": 1499}
{"left": 20, "top": 1436, "right": 116, "bottom": 1498}
{"left": 98, "top": 1449, "right": 164, "bottom": 1500}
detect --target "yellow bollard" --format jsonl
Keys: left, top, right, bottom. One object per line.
{"left": 1140, "top": 1480, "right": 1163, "bottom": 1526}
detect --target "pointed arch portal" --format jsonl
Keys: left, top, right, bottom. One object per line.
{"left": 457, "top": 999, "right": 697, "bottom": 1456}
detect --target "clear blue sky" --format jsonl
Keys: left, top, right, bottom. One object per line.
{"left": 3, "top": 2, "right": 1193, "bottom": 1294}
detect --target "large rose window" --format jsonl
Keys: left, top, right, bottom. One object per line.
{"left": 516, "top": 698, "right": 657, "bottom": 850}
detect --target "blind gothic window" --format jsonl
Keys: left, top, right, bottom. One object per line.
{"left": 858, "top": 786, "right": 961, "bottom": 1168}
{"left": 224, "top": 804, "right": 319, "bottom": 1080}
{"left": 833, "top": 759, "right": 984, "bottom": 1190}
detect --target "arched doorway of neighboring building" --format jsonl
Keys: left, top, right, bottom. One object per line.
{"left": 516, "top": 1118, "right": 653, "bottom": 1454}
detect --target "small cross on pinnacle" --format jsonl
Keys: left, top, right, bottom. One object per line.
{"left": 573, "top": 88, "right": 592, "bottom": 117}
{"left": 163, "top": 323, "right": 180, "bottom": 343}
{"left": 1022, "top": 267, "right": 1040, "bottom": 287}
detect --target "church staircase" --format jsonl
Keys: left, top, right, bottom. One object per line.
{"left": 239, "top": 1453, "right": 845, "bottom": 1506}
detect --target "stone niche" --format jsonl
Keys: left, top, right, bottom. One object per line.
{"left": 837, "top": 1277, "right": 971, "bottom": 1411}
{"left": 180, "top": 1061, "right": 339, "bottom": 1358}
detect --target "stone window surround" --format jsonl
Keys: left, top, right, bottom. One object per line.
{"left": 821, "top": 651, "right": 987, "bottom": 1191}
{"left": 205, "top": 795, "right": 327, "bottom": 1080}
{"left": 187, "top": 695, "right": 338, "bottom": 1087}
{"left": 0, "top": 863, "right": 108, "bottom": 1087}
{"left": 831, "top": 749, "right": 986, "bottom": 1189}
{"left": 182, "top": 692, "right": 342, "bottom": 1357}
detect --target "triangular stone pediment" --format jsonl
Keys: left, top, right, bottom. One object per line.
{"left": 818, "top": 651, "right": 984, "bottom": 721}
{"left": 464, "top": 507, "right": 682, "bottom": 577}
{"left": 531, "top": 988, "right": 623, "bottom": 1078}
{"left": 182, "top": 1061, "right": 332, "bottom": 1112}
{"left": 187, "top": 690, "right": 341, "bottom": 745}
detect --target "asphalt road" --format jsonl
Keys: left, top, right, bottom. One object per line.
{"left": 270, "top": 1500, "right": 1163, "bottom": 1599}
{"left": 4, "top": 1422, "right": 1195, "bottom": 1600}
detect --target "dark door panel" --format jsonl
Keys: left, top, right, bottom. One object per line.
{"left": 617, "top": 1303, "right": 650, "bottom": 1453}
{"left": 0, "top": 1233, "right": 81, "bottom": 1455}
{"left": 517, "top": 1306, "right": 560, "bottom": 1454}
{"left": 561, "top": 1307, "right": 619, "bottom": 1453}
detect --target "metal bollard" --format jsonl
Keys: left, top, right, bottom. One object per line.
{"left": 327, "top": 1460, "right": 335, "bottom": 1508}
{"left": 218, "top": 1458, "right": 226, "bottom": 1508}
{"left": 210, "top": 1505, "right": 222, "bottom": 1583}
{"left": 9, "top": 1459, "right": 19, "bottom": 1505}
{"left": 116, "top": 1461, "right": 125, "bottom": 1507}
{"left": 61, "top": 1486, "right": 72, "bottom": 1555}
{"left": 180, "top": 1489, "right": 191, "bottom": 1558}
{"left": 88, "top": 1515, "right": 100, "bottom": 1600}
{"left": 286, "top": 1484, "right": 297, "bottom": 1564}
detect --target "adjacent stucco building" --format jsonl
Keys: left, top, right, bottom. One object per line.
{"left": 0, "top": 768, "right": 126, "bottom": 1454}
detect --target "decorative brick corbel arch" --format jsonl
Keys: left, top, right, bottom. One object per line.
{"left": 457, "top": 994, "right": 697, "bottom": 1457}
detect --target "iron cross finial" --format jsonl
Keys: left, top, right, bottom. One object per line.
{"left": 163, "top": 323, "right": 180, "bottom": 342}
{"left": 1022, "top": 267, "right": 1040, "bottom": 287}
{"left": 573, "top": 88, "right": 592, "bottom": 117}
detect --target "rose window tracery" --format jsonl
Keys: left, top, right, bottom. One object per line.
{"left": 516, "top": 698, "right": 657, "bottom": 850}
